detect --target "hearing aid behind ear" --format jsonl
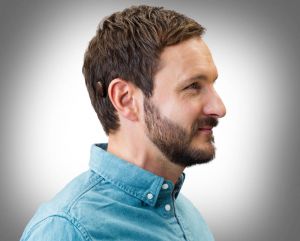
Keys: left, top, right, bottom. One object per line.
{"left": 95, "top": 81, "right": 107, "bottom": 98}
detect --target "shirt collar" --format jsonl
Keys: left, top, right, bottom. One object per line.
{"left": 89, "top": 143, "right": 185, "bottom": 206}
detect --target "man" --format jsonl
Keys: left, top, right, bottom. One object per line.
{"left": 20, "top": 5, "right": 226, "bottom": 241}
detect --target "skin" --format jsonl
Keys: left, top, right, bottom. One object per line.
{"left": 107, "top": 36, "right": 226, "bottom": 184}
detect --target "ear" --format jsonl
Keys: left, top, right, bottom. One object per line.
{"left": 108, "top": 78, "right": 139, "bottom": 121}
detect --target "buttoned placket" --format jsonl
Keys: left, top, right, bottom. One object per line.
{"left": 156, "top": 180, "right": 174, "bottom": 218}
{"left": 162, "top": 182, "right": 173, "bottom": 215}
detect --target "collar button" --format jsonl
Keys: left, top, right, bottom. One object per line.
{"left": 164, "top": 204, "right": 171, "bottom": 211}
{"left": 147, "top": 193, "right": 154, "bottom": 200}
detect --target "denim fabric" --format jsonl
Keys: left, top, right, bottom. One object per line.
{"left": 20, "top": 143, "right": 215, "bottom": 241}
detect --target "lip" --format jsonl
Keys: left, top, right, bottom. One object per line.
{"left": 198, "top": 126, "right": 213, "bottom": 134}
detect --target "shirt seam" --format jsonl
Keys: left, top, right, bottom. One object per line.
{"left": 175, "top": 211, "right": 193, "bottom": 241}
{"left": 66, "top": 173, "right": 104, "bottom": 212}
{"left": 172, "top": 194, "right": 188, "bottom": 241}
{"left": 23, "top": 214, "right": 91, "bottom": 241}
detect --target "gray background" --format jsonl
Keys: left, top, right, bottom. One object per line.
{"left": 1, "top": 0, "right": 299, "bottom": 240}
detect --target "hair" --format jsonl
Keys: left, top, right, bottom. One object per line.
{"left": 82, "top": 5, "right": 205, "bottom": 135}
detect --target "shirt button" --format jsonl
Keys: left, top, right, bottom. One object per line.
{"left": 165, "top": 204, "right": 171, "bottom": 211}
{"left": 147, "top": 193, "right": 154, "bottom": 200}
{"left": 162, "top": 183, "right": 169, "bottom": 190}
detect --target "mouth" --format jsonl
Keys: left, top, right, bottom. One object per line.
{"left": 198, "top": 126, "right": 213, "bottom": 134}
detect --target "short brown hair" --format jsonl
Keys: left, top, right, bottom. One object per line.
{"left": 82, "top": 5, "right": 205, "bottom": 135}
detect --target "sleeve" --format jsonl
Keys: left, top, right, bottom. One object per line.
{"left": 20, "top": 216, "right": 89, "bottom": 241}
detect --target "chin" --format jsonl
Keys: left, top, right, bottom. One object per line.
{"left": 192, "top": 137, "right": 215, "bottom": 148}
{"left": 193, "top": 141, "right": 215, "bottom": 155}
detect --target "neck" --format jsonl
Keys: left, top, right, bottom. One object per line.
{"left": 107, "top": 131, "right": 184, "bottom": 184}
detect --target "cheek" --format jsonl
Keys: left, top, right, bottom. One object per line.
{"left": 160, "top": 99, "right": 202, "bottom": 127}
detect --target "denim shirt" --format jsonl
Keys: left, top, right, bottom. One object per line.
{"left": 20, "top": 144, "right": 215, "bottom": 241}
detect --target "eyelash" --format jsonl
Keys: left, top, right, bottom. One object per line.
{"left": 186, "top": 82, "right": 201, "bottom": 90}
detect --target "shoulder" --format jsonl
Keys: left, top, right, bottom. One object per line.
{"left": 20, "top": 213, "right": 90, "bottom": 241}
{"left": 20, "top": 170, "right": 104, "bottom": 241}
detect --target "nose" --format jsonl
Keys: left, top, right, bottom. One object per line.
{"left": 202, "top": 87, "right": 226, "bottom": 118}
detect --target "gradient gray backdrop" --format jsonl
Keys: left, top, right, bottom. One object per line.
{"left": 1, "top": 0, "right": 299, "bottom": 240}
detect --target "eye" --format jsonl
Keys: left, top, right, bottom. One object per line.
{"left": 185, "top": 82, "right": 201, "bottom": 90}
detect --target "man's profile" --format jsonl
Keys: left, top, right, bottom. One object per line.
{"left": 20, "top": 5, "right": 226, "bottom": 241}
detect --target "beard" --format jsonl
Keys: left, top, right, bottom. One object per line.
{"left": 143, "top": 97, "right": 219, "bottom": 167}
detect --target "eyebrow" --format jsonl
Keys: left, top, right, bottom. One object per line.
{"left": 181, "top": 74, "right": 218, "bottom": 85}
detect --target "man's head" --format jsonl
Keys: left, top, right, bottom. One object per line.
{"left": 82, "top": 5, "right": 205, "bottom": 134}
{"left": 83, "top": 5, "right": 226, "bottom": 167}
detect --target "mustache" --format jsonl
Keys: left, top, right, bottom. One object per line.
{"left": 191, "top": 117, "right": 219, "bottom": 135}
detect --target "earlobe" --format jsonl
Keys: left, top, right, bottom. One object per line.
{"left": 108, "top": 78, "right": 139, "bottom": 122}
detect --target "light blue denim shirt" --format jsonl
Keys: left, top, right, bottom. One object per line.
{"left": 20, "top": 143, "right": 215, "bottom": 241}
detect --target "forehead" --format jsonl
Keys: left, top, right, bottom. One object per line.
{"left": 154, "top": 37, "right": 217, "bottom": 88}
